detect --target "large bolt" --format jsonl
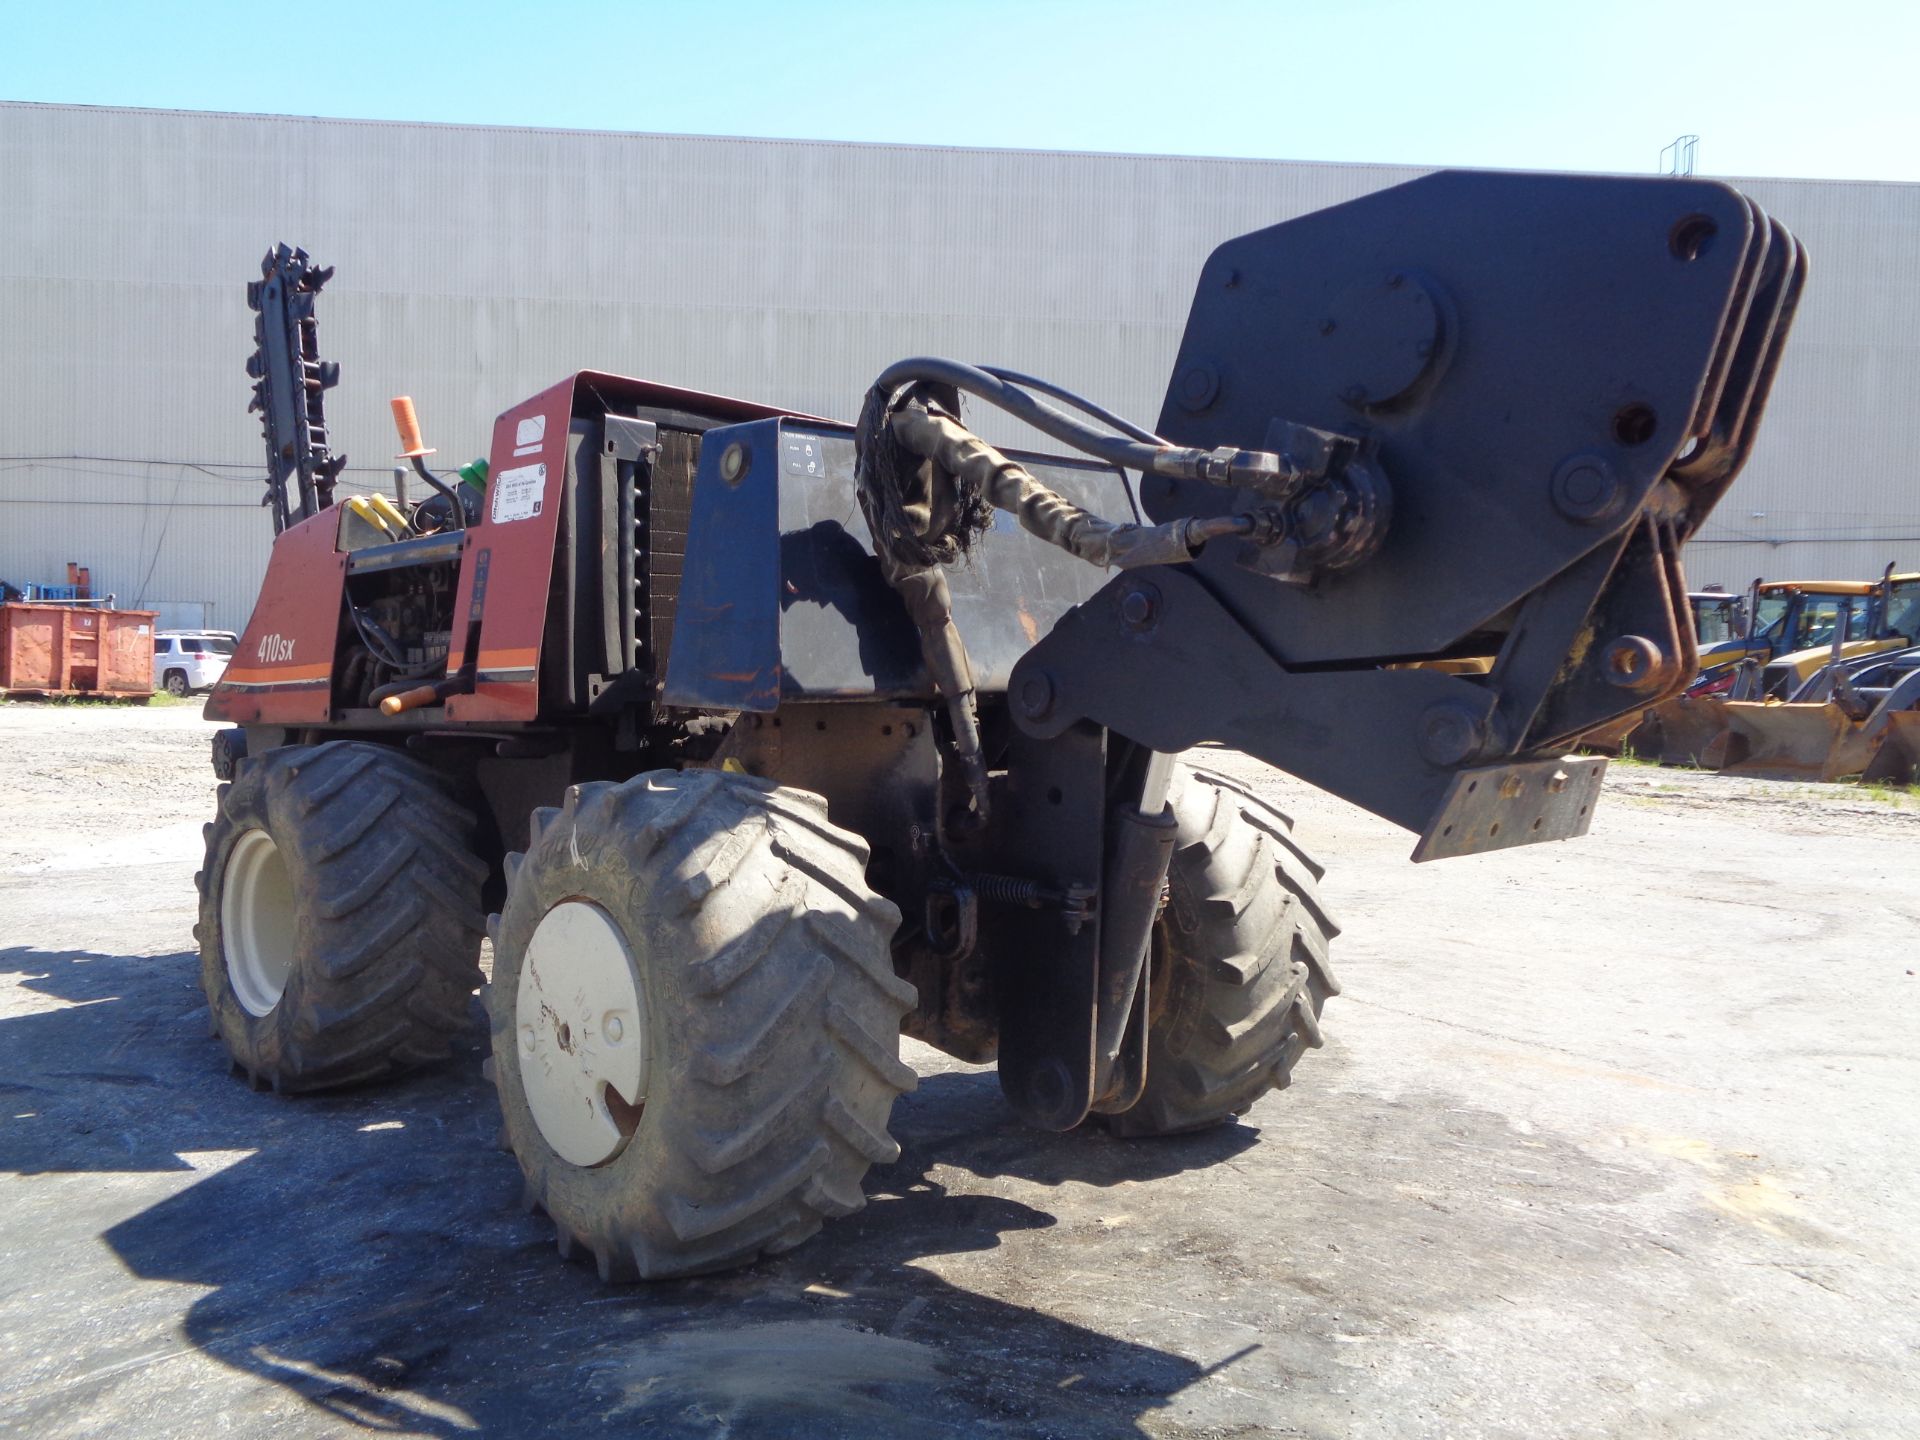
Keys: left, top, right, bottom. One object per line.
{"left": 1024, "top": 1057, "right": 1081, "bottom": 1132}
{"left": 1116, "top": 580, "right": 1163, "bottom": 634}
{"left": 1017, "top": 670, "right": 1055, "bottom": 721}
{"left": 1601, "top": 635, "right": 1667, "bottom": 692}
{"left": 1419, "top": 703, "right": 1485, "bottom": 768}
{"left": 1552, "top": 454, "right": 1622, "bottom": 523}
{"left": 1175, "top": 362, "right": 1220, "bottom": 413}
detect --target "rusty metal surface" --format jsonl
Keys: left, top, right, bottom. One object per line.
{"left": 1862, "top": 711, "right": 1920, "bottom": 785}
{"left": 0, "top": 603, "right": 157, "bottom": 697}
{"left": 1716, "top": 701, "right": 1882, "bottom": 781}
{"left": 1634, "top": 694, "right": 1736, "bottom": 768}
{"left": 1574, "top": 709, "right": 1646, "bottom": 756}
{"left": 1409, "top": 756, "right": 1607, "bottom": 863}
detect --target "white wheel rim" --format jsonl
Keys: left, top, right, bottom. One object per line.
{"left": 221, "top": 828, "right": 297, "bottom": 1017}
{"left": 516, "top": 900, "right": 648, "bottom": 1167}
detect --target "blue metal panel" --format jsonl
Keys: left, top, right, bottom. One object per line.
{"left": 664, "top": 416, "right": 1135, "bottom": 712}
{"left": 663, "top": 420, "right": 784, "bottom": 711}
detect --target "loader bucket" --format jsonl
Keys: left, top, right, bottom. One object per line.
{"left": 1860, "top": 711, "right": 1920, "bottom": 786}
{"left": 1632, "top": 695, "right": 1735, "bottom": 768}
{"left": 1716, "top": 701, "right": 1883, "bottom": 782}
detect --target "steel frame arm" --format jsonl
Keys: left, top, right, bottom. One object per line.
{"left": 1010, "top": 170, "right": 1805, "bottom": 859}
{"left": 246, "top": 245, "right": 345, "bottom": 532}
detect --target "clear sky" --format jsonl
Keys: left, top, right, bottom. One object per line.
{"left": 3, "top": 0, "right": 1917, "bottom": 182}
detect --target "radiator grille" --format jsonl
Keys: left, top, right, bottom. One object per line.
{"left": 640, "top": 428, "right": 698, "bottom": 682}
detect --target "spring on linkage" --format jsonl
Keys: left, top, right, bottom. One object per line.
{"left": 969, "top": 872, "right": 1048, "bottom": 907}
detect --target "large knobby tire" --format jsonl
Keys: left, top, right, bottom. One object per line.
{"left": 486, "top": 768, "right": 916, "bottom": 1281}
{"left": 195, "top": 741, "right": 487, "bottom": 1092}
{"left": 1106, "top": 764, "right": 1340, "bottom": 1137}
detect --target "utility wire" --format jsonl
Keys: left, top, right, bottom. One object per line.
{"left": 133, "top": 463, "right": 189, "bottom": 607}
{"left": 0, "top": 452, "right": 395, "bottom": 477}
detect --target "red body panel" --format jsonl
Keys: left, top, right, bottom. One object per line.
{"left": 205, "top": 510, "right": 346, "bottom": 724}
{"left": 445, "top": 372, "right": 816, "bottom": 723}
{"left": 445, "top": 379, "right": 573, "bottom": 722}
{"left": 211, "top": 372, "right": 817, "bottom": 728}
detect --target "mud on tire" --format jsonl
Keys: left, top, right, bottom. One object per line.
{"left": 486, "top": 768, "right": 916, "bottom": 1281}
{"left": 196, "top": 741, "right": 488, "bottom": 1092}
{"left": 1106, "top": 765, "right": 1340, "bottom": 1137}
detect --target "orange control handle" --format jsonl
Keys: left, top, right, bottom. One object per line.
{"left": 379, "top": 684, "right": 441, "bottom": 716}
{"left": 390, "top": 396, "right": 436, "bottom": 458}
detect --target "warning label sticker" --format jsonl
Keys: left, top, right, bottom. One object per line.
{"left": 491, "top": 463, "right": 547, "bottom": 524}
{"left": 512, "top": 414, "right": 547, "bottom": 457}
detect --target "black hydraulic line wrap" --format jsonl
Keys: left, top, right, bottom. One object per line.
{"left": 885, "top": 405, "right": 1223, "bottom": 570}
{"left": 854, "top": 382, "right": 995, "bottom": 569}
{"left": 873, "top": 553, "right": 992, "bottom": 828}
{"left": 867, "top": 357, "right": 1292, "bottom": 491}
{"left": 856, "top": 391, "right": 1251, "bottom": 575}
{"left": 853, "top": 385, "right": 1261, "bottom": 827}
{"left": 868, "top": 357, "right": 1187, "bottom": 480}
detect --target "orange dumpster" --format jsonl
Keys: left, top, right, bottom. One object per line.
{"left": 0, "top": 603, "right": 158, "bottom": 698}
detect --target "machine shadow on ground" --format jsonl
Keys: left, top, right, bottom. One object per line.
{"left": 1, "top": 944, "right": 1263, "bottom": 1438}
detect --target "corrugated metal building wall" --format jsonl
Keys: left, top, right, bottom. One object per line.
{"left": 2, "top": 102, "right": 1916, "bottom": 630}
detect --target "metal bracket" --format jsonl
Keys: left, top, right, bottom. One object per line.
{"left": 1012, "top": 564, "right": 1501, "bottom": 845}
{"left": 1409, "top": 755, "right": 1607, "bottom": 862}
{"left": 976, "top": 722, "right": 1107, "bottom": 1131}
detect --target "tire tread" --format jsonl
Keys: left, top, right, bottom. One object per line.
{"left": 489, "top": 768, "right": 914, "bottom": 1281}
{"left": 1106, "top": 765, "right": 1338, "bottom": 1137}
{"left": 198, "top": 741, "right": 486, "bottom": 1094}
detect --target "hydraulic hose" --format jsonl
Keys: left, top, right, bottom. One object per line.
{"left": 409, "top": 456, "right": 467, "bottom": 532}
{"left": 870, "top": 357, "right": 1283, "bottom": 489}
{"left": 886, "top": 406, "right": 1255, "bottom": 569}
{"left": 974, "top": 365, "right": 1168, "bottom": 447}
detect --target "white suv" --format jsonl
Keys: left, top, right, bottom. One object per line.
{"left": 153, "top": 631, "right": 238, "bottom": 696}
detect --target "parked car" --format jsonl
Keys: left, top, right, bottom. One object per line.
{"left": 153, "top": 631, "right": 237, "bottom": 696}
